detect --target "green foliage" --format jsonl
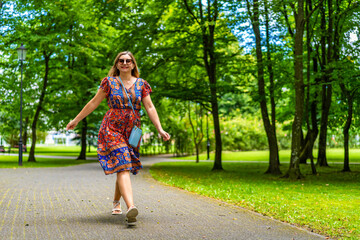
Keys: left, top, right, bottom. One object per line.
{"left": 1, "top": 0, "right": 360, "bottom": 165}
{"left": 220, "top": 113, "right": 267, "bottom": 151}
{"left": 220, "top": 112, "right": 291, "bottom": 151}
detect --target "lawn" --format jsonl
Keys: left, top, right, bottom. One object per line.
{"left": 4, "top": 145, "right": 99, "bottom": 157}
{"left": 174, "top": 149, "right": 360, "bottom": 163}
{"left": 4, "top": 145, "right": 167, "bottom": 157}
{"left": 150, "top": 162, "right": 360, "bottom": 240}
{"left": 0, "top": 155, "right": 97, "bottom": 168}
{"left": 0, "top": 145, "right": 100, "bottom": 168}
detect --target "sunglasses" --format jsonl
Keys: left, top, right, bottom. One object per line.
{"left": 118, "top": 59, "right": 133, "bottom": 64}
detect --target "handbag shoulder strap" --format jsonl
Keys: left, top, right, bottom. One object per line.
{"left": 117, "top": 76, "right": 136, "bottom": 116}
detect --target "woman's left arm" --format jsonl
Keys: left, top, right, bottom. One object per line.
{"left": 142, "top": 95, "right": 171, "bottom": 141}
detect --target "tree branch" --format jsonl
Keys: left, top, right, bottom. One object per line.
{"left": 245, "top": 0, "right": 253, "bottom": 19}
{"left": 338, "top": 1, "right": 360, "bottom": 18}
{"left": 305, "top": 0, "right": 325, "bottom": 22}
{"left": 280, "top": 1, "right": 294, "bottom": 37}
{"left": 183, "top": 0, "right": 202, "bottom": 27}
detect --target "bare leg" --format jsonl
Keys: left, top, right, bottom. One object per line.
{"left": 117, "top": 170, "right": 135, "bottom": 209}
{"left": 112, "top": 180, "right": 122, "bottom": 214}
{"left": 113, "top": 180, "right": 122, "bottom": 202}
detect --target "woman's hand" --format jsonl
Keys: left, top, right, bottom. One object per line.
{"left": 66, "top": 119, "right": 78, "bottom": 131}
{"left": 159, "top": 129, "right": 171, "bottom": 141}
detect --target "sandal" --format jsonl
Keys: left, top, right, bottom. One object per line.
{"left": 126, "top": 206, "right": 138, "bottom": 226}
{"left": 112, "top": 201, "right": 122, "bottom": 215}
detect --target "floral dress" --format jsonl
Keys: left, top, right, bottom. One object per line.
{"left": 97, "top": 76, "right": 152, "bottom": 175}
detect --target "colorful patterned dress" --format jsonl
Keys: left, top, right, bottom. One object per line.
{"left": 97, "top": 76, "right": 152, "bottom": 175}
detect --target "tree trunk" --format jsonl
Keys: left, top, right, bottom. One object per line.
{"left": 300, "top": 0, "right": 319, "bottom": 167}
{"left": 28, "top": 52, "right": 51, "bottom": 162}
{"left": 201, "top": 0, "right": 222, "bottom": 170}
{"left": 306, "top": 10, "right": 320, "bottom": 173}
{"left": 317, "top": 0, "right": 334, "bottom": 167}
{"left": 340, "top": 84, "right": 353, "bottom": 172}
{"left": 343, "top": 110, "right": 351, "bottom": 172}
{"left": 183, "top": 0, "right": 221, "bottom": 170}
{"left": 265, "top": 0, "right": 281, "bottom": 168}
{"left": 304, "top": 0, "right": 321, "bottom": 171}
{"left": 195, "top": 144, "right": 199, "bottom": 163}
{"left": 284, "top": 0, "right": 305, "bottom": 179}
{"left": 247, "top": 0, "right": 281, "bottom": 174}
{"left": 188, "top": 101, "right": 202, "bottom": 163}
{"left": 317, "top": 84, "right": 332, "bottom": 166}
{"left": 23, "top": 117, "right": 29, "bottom": 152}
{"left": 211, "top": 95, "right": 222, "bottom": 170}
{"left": 77, "top": 117, "right": 87, "bottom": 160}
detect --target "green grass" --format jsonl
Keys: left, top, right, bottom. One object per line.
{"left": 5, "top": 145, "right": 167, "bottom": 157}
{"left": 150, "top": 162, "right": 360, "bottom": 239}
{"left": 5, "top": 145, "right": 99, "bottom": 157}
{"left": 175, "top": 149, "right": 360, "bottom": 163}
{"left": 0, "top": 155, "right": 97, "bottom": 168}
{"left": 0, "top": 146, "right": 99, "bottom": 168}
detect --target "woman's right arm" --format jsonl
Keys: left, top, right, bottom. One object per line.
{"left": 66, "top": 89, "right": 107, "bottom": 130}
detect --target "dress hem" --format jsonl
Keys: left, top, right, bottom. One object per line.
{"left": 102, "top": 164, "right": 143, "bottom": 175}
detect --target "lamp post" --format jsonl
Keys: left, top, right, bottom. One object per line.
{"left": 206, "top": 112, "right": 210, "bottom": 161}
{"left": 17, "top": 43, "right": 27, "bottom": 166}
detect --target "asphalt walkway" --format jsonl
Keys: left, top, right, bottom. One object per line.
{"left": 0, "top": 156, "right": 327, "bottom": 240}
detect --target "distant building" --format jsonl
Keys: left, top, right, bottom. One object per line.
{"left": 44, "top": 131, "right": 78, "bottom": 146}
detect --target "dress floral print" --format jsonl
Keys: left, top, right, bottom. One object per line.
{"left": 97, "top": 76, "right": 152, "bottom": 175}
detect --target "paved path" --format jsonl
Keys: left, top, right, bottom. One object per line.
{"left": 0, "top": 157, "right": 327, "bottom": 240}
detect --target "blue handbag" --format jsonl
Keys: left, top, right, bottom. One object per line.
{"left": 117, "top": 77, "right": 142, "bottom": 148}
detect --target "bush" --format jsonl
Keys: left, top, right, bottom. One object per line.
{"left": 220, "top": 115, "right": 291, "bottom": 151}
{"left": 221, "top": 116, "right": 268, "bottom": 151}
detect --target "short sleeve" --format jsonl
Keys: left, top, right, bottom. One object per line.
{"left": 142, "top": 80, "right": 152, "bottom": 98}
{"left": 99, "top": 77, "right": 110, "bottom": 98}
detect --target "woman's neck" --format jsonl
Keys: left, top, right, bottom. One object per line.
{"left": 119, "top": 72, "right": 133, "bottom": 82}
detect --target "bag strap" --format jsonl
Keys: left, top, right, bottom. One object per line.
{"left": 116, "top": 76, "right": 136, "bottom": 116}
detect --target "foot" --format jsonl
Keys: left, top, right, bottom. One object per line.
{"left": 126, "top": 206, "right": 138, "bottom": 226}
{"left": 112, "top": 201, "right": 122, "bottom": 215}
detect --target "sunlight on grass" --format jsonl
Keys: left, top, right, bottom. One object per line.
{"left": 174, "top": 149, "right": 360, "bottom": 163}
{"left": 0, "top": 155, "right": 97, "bottom": 168}
{"left": 150, "top": 162, "right": 360, "bottom": 239}
{"left": 4, "top": 145, "right": 98, "bottom": 157}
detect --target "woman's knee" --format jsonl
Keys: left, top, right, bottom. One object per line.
{"left": 117, "top": 170, "right": 130, "bottom": 177}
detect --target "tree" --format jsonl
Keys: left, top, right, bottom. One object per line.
{"left": 316, "top": 0, "right": 360, "bottom": 166}
{"left": 334, "top": 58, "right": 360, "bottom": 172}
{"left": 181, "top": 0, "right": 223, "bottom": 170}
{"left": 188, "top": 101, "right": 204, "bottom": 163}
{"left": 283, "top": 0, "right": 306, "bottom": 179}
{"left": 245, "top": 0, "right": 281, "bottom": 175}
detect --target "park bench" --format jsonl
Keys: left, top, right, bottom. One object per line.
{"left": 0, "top": 146, "right": 5, "bottom": 152}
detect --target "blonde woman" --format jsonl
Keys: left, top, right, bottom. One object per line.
{"left": 66, "top": 51, "right": 170, "bottom": 225}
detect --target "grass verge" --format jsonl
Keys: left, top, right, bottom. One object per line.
{"left": 150, "top": 161, "right": 360, "bottom": 239}
{"left": 173, "top": 149, "right": 360, "bottom": 163}
{"left": 4, "top": 145, "right": 167, "bottom": 157}
{"left": 0, "top": 155, "right": 97, "bottom": 168}
{"left": 4, "top": 145, "right": 99, "bottom": 157}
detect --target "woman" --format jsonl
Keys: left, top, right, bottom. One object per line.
{"left": 66, "top": 51, "right": 170, "bottom": 226}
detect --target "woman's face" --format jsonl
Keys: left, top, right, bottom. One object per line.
{"left": 117, "top": 54, "right": 134, "bottom": 74}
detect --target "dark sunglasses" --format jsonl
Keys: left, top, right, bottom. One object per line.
{"left": 118, "top": 59, "right": 133, "bottom": 64}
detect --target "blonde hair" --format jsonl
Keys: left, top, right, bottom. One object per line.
{"left": 108, "top": 51, "right": 140, "bottom": 78}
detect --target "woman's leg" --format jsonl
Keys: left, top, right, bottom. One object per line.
{"left": 112, "top": 180, "right": 122, "bottom": 214}
{"left": 116, "top": 170, "right": 135, "bottom": 209}
{"left": 114, "top": 180, "right": 122, "bottom": 201}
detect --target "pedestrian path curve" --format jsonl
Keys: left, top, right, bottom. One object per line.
{"left": 0, "top": 156, "right": 327, "bottom": 239}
